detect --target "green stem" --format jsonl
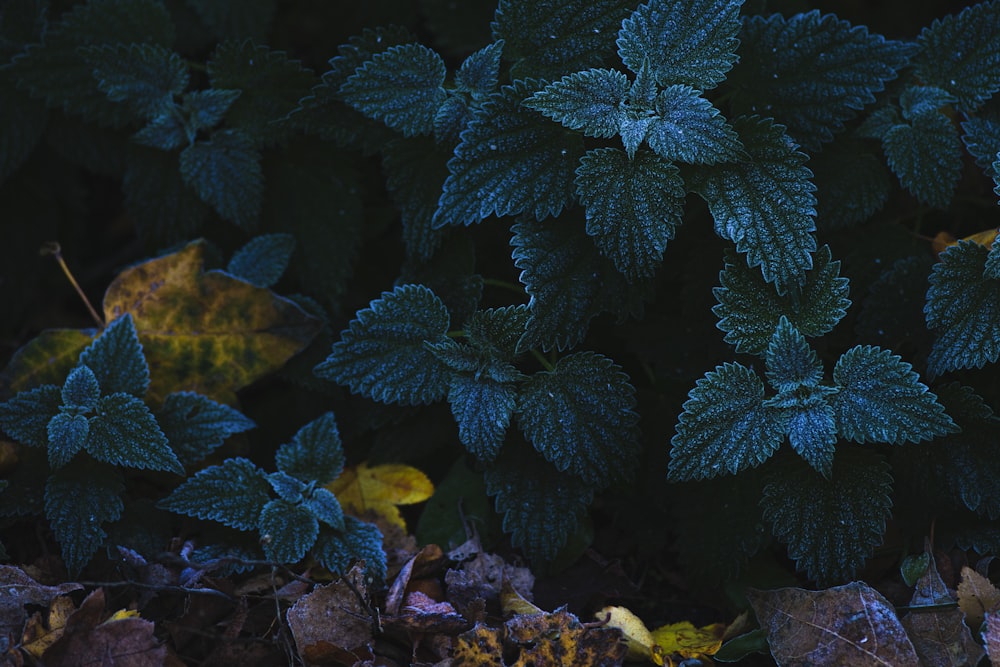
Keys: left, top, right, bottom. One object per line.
{"left": 482, "top": 278, "right": 526, "bottom": 296}
{"left": 530, "top": 348, "right": 555, "bottom": 372}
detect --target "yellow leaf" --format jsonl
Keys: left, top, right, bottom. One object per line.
{"left": 501, "top": 578, "right": 544, "bottom": 617}
{"left": 104, "top": 609, "right": 141, "bottom": 622}
{"left": 325, "top": 462, "right": 433, "bottom": 531}
{"left": 958, "top": 566, "right": 1000, "bottom": 631}
{"left": 21, "top": 595, "right": 76, "bottom": 659}
{"left": 596, "top": 605, "right": 657, "bottom": 664}
{"left": 651, "top": 620, "right": 726, "bottom": 663}
{"left": 933, "top": 228, "right": 999, "bottom": 257}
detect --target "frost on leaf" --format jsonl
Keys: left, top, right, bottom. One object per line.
{"left": 617, "top": 0, "right": 743, "bottom": 89}
{"left": 764, "top": 317, "right": 824, "bottom": 392}
{"left": 156, "top": 392, "right": 255, "bottom": 467}
{"left": 647, "top": 85, "right": 742, "bottom": 164}
{"left": 524, "top": 69, "right": 628, "bottom": 139}
{"left": 575, "top": 148, "right": 685, "bottom": 280}
{"left": 179, "top": 129, "right": 263, "bottom": 230}
{"left": 314, "top": 284, "right": 451, "bottom": 405}
{"left": 226, "top": 233, "right": 296, "bottom": 288}
{"left": 45, "top": 461, "right": 125, "bottom": 576}
{"left": 259, "top": 499, "right": 318, "bottom": 564}
{"left": 882, "top": 100, "right": 963, "bottom": 209}
{"left": 158, "top": 457, "right": 271, "bottom": 531}
{"left": 0, "top": 385, "right": 62, "bottom": 448}
{"left": 86, "top": 394, "right": 182, "bottom": 474}
{"left": 83, "top": 42, "right": 189, "bottom": 121}
{"left": 78, "top": 314, "right": 149, "bottom": 399}
{"left": 274, "top": 412, "right": 345, "bottom": 485}
{"left": 455, "top": 40, "right": 504, "bottom": 97}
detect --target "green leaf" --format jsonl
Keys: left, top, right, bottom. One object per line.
{"left": 61, "top": 365, "right": 100, "bottom": 411}
{"left": 433, "top": 94, "right": 474, "bottom": 146}
{"left": 455, "top": 40, "right": 504, "bottom": 97}
{"left": 185, "top": 0, "right": 274, "bottom": 41}
{"left": 762, "top": 449, "right": 892, "bottom": 584}
{"left": 304, "top": 488, "right": 344, "bottom": 531}
{"left": 575, "top": 148, "right": 685, "bottom": 280}
{"left": 444, "top": 372, "right": 519, "bottom": 463}
{"left": 524, "top": 69, "right": 629, "bottom": 139}
{"left": 267, "top": 471, "right": 305, "bottom": 503}
{"left": 882, "top": 98, "right": 962, "bottom": 209}
{"left": 517, "top": 352, "right": 640, "bottom": 487}
{"left": 226, "top": 233, "right": 295, "bottom": 288}
{"left": 259, "top": 498, "right": 317, "bottom": 563}
{"left": 669, "top": 362, "right": 786, "bottom": 481}
{"left": 381, "top": 137, "right": 450, "bottom": 260}
{"left": 467, "top": 305, "right": 531, "bottom": 361}
{"left": 832, "top": 345, "right": 957, "bottom": 444}
{"left": 274, "top": 413, "right": 344, "bottom": 485}
{"left": 8, "top": 0, "right": 175, "bottom": 126}
{"left": 123, "top": 147, "right": 210, "bottom": 243}
{"left": 914, "top": 0, "right": 1000, "bottom": 111}
{"left": 340, "top": 43, "right": 447, "bottom": 137}
{"left": 647, "top": 85, "right": 742, "bottom": 164}
{"left": 714, "top": 245, "right": 849, "bottom": 355}
{"left": 961, "top": 114, "right": 1000, "bottom": 176}
{"left": 158, "top": 457, "right": 271, "bottom": 530}
{"left": 132, "top": 112, "right": 187, "bottom": 151}
{"left": 46, "top": 413, "right": 89, "bottom": 469}
{"left": 617, "top": 0, "right": 743, "bottom": 89}
{"left": 78, "top": 314, "right": 149, "bottom": 398}
{"left": 691, "top": 115, "right": 817, "bottom": 296}
{"left": 314, "top": 284, "right": 452, "bottom": 405}
{"left": 156, "top": 392, "right": 255, "bottom": 467}
{"left": 986, "top": 236, "right": 1000, "bottom": 281}
{"left": 179, "top": 129, "right": 262, "bottom": 230}
{"left": 87, "top": 394, "right": 182, "bottom": 474}
{"left": 485, "top": 445, "right": 594, "bottom": 562}
{"left": 0, "top": 385, "right": 62, "bottom": 447}
{"left": 764, "top": 317, "right": 824, "bottom": 392}
{"left": 856, "top": 254, "right": 935, "bottom": 350}
{"left": 811, "top": 138, "right": 891, "bottom": 230}
{"left": 0, "top": 78, "right": 48, "bottom": 184}
{"left": 434, "top": 79, "right": 584, "bottom": 227}
{"left": 183, "top": 89, "right": 243, "bottom": 135}
{"left": 399, "top": 235, "right": 484, "bottom": 327}
{"left": 313, "top": 516, "right": 387, "bottom": 585}
{"left": 784, "top": 400, "right": 838, "bottom": 477}
{"left": 45, "top": 461, "right": 124, "bottom": 576}
{"left": 733, "top": 11, "right": 913, "bottom": 150}
{"left": 926, "top": 241, "right": 1000, "bottom": 376}
{"left": 491, "top": 0, "right": 632, "bottom": 80}
{"left": 83, "top": 42, "right": 188, "bottom": 121}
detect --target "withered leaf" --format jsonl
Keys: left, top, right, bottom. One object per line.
{"left": 0, "top": 565, "right": 81, "bottom": 641}
{"left": 287, "top": 563, "right": 375, "bottom": 664}
{"left": 957, "top": 565, "right": 1000, "bottom": 631}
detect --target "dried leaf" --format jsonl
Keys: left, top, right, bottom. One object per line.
{"left": 932, "top": 227, "right": 999, "bottom": 257}
{"left": 650, "top": 620, "right": 726, "bottom": 664}
{"left": 324, "top": 462, "right": 433, "bottom": 531}
{"left": 0, "top": 566, "right": 81, "bottom": 646}
{"left": 985, "top": 612, "right": 1000, "bottom": 664}
{"left": 500, "top": 577, "right": 543, "bottom": 616}
{"left": 453, "top": 623, "right": 504, "bottom": 666}
{"left": 957, "top": 566, "right": 1000, "bottom": 631}
{"left": 287, "top": 563, "right": 375, "bottom": 664}
{"left": 20, "top": 596, "right": 75, "bottom": 659}
{"left": 505, "top": 609, "right": 627, "bottom": 666}
{"left": 748, "top": 582, "right": 920, "bottom": 667}
{"left": 596, "top": 606, "right": 654, "bottom": 663}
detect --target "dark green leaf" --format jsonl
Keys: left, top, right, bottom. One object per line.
{"left": 617, "top": 0, "right": 742, "bottom": 89}
{"left": 961, "top": 114, "right": 1000, "bottom": 176}
{"left": 83, "top": 42, "right": 188, "bottom": 120}
{"left": 340, "top": 43, "right": 447, "bottom": 137}
{"left": 183, "top": 89, "right": 243, "bottom": 135}
{"left": 762, "top": 449, "right": 892, "bottom": 585}
{"left": 811, "top": 137, "right": 891, "bottom": 230}
{"left": 434, "top": 79, "right": 584, "bottom": 227}
{"left": 179, "top": 129, "right": 262, "bottom": 230}
{"left": 575, "top": 148, "right": 685, "bottom": 280}
{"left": 669, "top": 362, "right": 786, "bottom": 481}
{"left": 914, "top": 0, "right": 1000, "bottom": 111}
{"left": 485, "top": 445, "right": 594, "bottom": 562}
{"left": 764, "top": 317, "right": 823, "bottom": 392}
{"left": 381, "top": 137, "right": 450, "bottom": 260}
{"left": 46, "top": 412, "right": 89, "bottom": 469}
{"left": 647, "top": 85, "right": 742, "bottom": 164}
{"left": 433, "top": 94, "right": 474, "bottom": 146}
{"left": 61, "top": 365, "right": 100, "bottom": 411}
{"left": 185, "top": 0, "right": 274, "bottom": 41}
{"left": 398, "top": 234, "right": 484, "bottom": 327}
{"left": 883, "top": 104, "right": 962, "bottom": 209}
{"left": 132, "top": 112, "right": 187, "bottom": 151}
{"left": 267, "top": 471, "right": 305, "bottom": 503}
{"left": 260, "top": 498, "right": 317, "bottom": 563}
{"left": 0, "top": 78, "right": 48, "bottom": 184}
{"left": 856, "top": 254, "right": 934, "bottom": 350}
{"left": 0, "top": 384, "right": 61, "bottom": 447}
{"left": 783, "top": 401, "right": 838, "bottom": 478}
{"left": 79, "top": 314, "right": 149, "bottom": 398}
{"left": 900, "top": 84, "right": 957, "bottom": 120}
{"left": 713, "top": 245, "right": 850, "bottom": 354}
{"left": 832, "top": 345, "right": 957, "bottom": 444}
{"left": 45, "top": 461, "right": 124, "bottom": 576}
{"left": 123, "top": 146, "right": 210, "bottom": 244}
{"left": 524, "top": 69, "right": 629, "bottom": 139}
{"left": 455, "top": 40, "right": 504, "bottom": 97}
{"left": 158, "top": 457, "right": 271, "bottom": 530}
{"left": 467, "top": 305, "right": 531, "bottom": 361}
{"left": 87, "top": 394, "right": 182, "bottom": 474}
{"left": 156, "top": 392, "right": 255, "bottom": 467}
{"left": 226, "top": 233, "right": 295, "bottom": 288}
{"left": 313, "top": 516, "right": 387, "bottom": 585}
{"left": 734, "top": 11, "right": 913, "bottom": 150}
{"left": 517, "top": 352, "right": 640, "bottom": 487}
{"left": 314, "top": 284, "right": 452, "bottom": 405}
{"left": 691, "top": 115, "right": 817, "bottom": 296}
{"left": 492, "top": 0, "right": 632, "bottom": 80}
{"left": 986, "top": 236, "right": 1000, "bottom": 280}
{"left": 926, "top": 241, "right": 1000, "bottom": 375}
{"left": 445, "top": 370, "right": 518, "bottom": 462}
{"left": 274, "top": 413, "right": 344, "bottom": 485}
{"left": 304, "top": 487, "right": 344, "bottom": 531}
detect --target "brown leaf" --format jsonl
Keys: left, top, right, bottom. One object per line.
{"left": 452, "top": 624, "right": 504, "bottom": 667}
{"left": 0, "top": 565, "right": 81, "bottom": 644}
{"left": 444, "top": 552, "right": 534, "bottom": 618}
{"left": 957, "top": 565, "right": 1000, "bottom": 631}
{"left": 748, "top": 582, "right": 920, "bottom": 667}
{"left": 287, "top": 563, "right": 375, "bottom": 665}
{"left": 985, "top": 612, "right": 1000, "bottom": 664}
{"left": 505, "top": 609, "right": 627, "bottom": 667}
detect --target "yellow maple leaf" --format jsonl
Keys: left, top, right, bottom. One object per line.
{"left": 325, "top": 462, "right": 433, "bottom": 531}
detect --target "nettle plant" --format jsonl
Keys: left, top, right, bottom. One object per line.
{"left": 2, "top": 0, "right": 1000, "bottom": 586}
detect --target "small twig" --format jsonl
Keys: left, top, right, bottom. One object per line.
{"left": 40, "top": 242, "right": 104, "bottom": 329}
{"left": 76, "top": 579, "right": 237, "bottom": 601}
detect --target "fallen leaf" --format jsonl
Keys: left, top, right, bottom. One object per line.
{"left": 287, "top": 562, "right": 375, "bottom": 666}
{"left": 0, "top": 565, "right": 81, "bottom": 647}
{"left": 596, "top": 606, "right": 654, "bottom": 663}
{"left": 444, "top": 551, "right": 535, "bottom": 618}
{"left": 650, "top": 620, "right": 726, "bottom": 665}
{"left": 957, "top": 565, "right": 1000, "bottom": 631}
{"left": 505, "top": 608, "right": 628, "bottom": 666}
{"left": 933, "top": 228, "right": 999, "bottom": 257}
{"left": 748, "top": 582, "right": 920, "bottom": 667}
{"left": 20, "top": 595, "right": 75, "bottom": 659}
{"left": 325, "top": 462, "right": 433, "bottom": 531}
{"left": 985, "top": 612, "right": 1000, "bottom": 664}
{"left": 452, "top": 623, "right": 504, "bottom": 666}
{"left": 500, "top": 577, "right": 543, "bottom": 617}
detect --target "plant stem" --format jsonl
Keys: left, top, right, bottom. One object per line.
{"left": 40, "top": 242, "right": 105, "bottom": 329}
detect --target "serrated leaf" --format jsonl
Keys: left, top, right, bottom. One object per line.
{"left": 961, "top": 114, "right": 1000, "bottom": 176}
{"left": 915, "top": 0, "right": 1000, "bottom": 111}
{"left": 314, "top": 284, "right": 451, "bottom": 405}
{"left": 78, "top": 314, "right": 149, "bottom": 398}
{"left": 179, "top": 129, "right": 262, "bottom": 230}
{"left": 467, "top": 305, "right": 531, "bottom": 361}
{"left": 856, "top": 254, "right": 934, "bottom": 350}
{"left": 100, "top": 240, "right": 319, "bottom": 405}
{"left": 313, "top": 516, "right": 387, "bottom": 584}
{"left": 259, "top": 498, "right": 317, "bottom": 564}
{"left": 832, "top": 345, "right": 957, "bottom": 444}
{"left": 123, "top": 147, "right": 210, "bottom": 243}
{"left": 275, "top": 413, "right": 344, "bottom": 485}
{"left": 811, "top": 137, "right": 891, "bottom": 230}
{"left": 184, "top": 89, "right": 242, "bottom": 135}
{"left": 0, "top": 385, "right": 62, "bottom": 447}
{"left": 381, "top": 137, "right": 450, "bottom": 260}
{"left": 986, "top": 236, "right": 1000, "bottom": 280}
{"left": 524, "top": 69, "right": 629, "bottom": 138}
{"left": 734, "top": 11, "right": 913, "bottom": 150}
{"left": 762, "top": 449, "right": 893, "bottom": 584}
{"left": 45, "top": 461, "right": 124, "bottom": 576}
{"left": 764, "top": 317, "right": 824, "bottom": 392}
{"left": 575, "top": 148, "right": 685, "bottom": 280}
{"left": 647, "top": 85, "right": 742, "bottom": 164}
{"left": 304, "top": 488, "right": 344, "bottom": 531}
{"left": 445, "top": 373, "right": 519, "bottom": 462}
{"left": 883, "top": 108, "right": 962, "bottom": 209}
{"left": 0, "top": 78, "right": 48, "bottom": 184}
{"left": 185, "top": 0, "right": 274, "bottom": 41}
{"left": 455, "top": 40, "right": 504, "bottom": 96}
{"left": 46, "top": 412, "right": 89, "bottom": 469}
{"left": 61, "top": 365, "right": 100, "bottom": 411}
{"left": 492, "top": 0, "right": 632, "bottom": 80}
{"left": 156, "top": 392, "right": 255, "bottom": 466}
{"left": 899, "top": 85, "right": 957, "bottom": 120}
{"left": 87, "top": 394, "right": 182, "bottom": 474}
{"left": 434, "top": 79, "right": 584, "bottom": 227}
{"left": 158, "top": 457, "right": 271, "bottom": 530}
{"left": 926, "top": 241, "right": 1000, "bottom": 376}
{"left": 692, "top": 115, "right": 817, "bottom": 295}
{"left": 83, "top": 42, "right": 188, "bottom": 121}
{"left": 340, "top": 43, "right": 447, "bottom": 137}
{"left": 268, "top": 471, "right": 306, "bottom": 503}
{"left": 617, "top": 0, "right": 743, "bottom": 89}
{"left": 433, "top": 94, "right": 474, "bottom": 146}
{"left": 132, "top": 112, "right": 187, "bottom": 151}
{"left": 485, "top": 446, "right": 594, "bottom": 562}
{"left": 783, "top": 401, "right": 838, "bottom": 478}
{"left": 226, "top": 233, "right": 295, "bottom": 288}
{"left": 669, "top": 362, "right": 787, "bottom": 481}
